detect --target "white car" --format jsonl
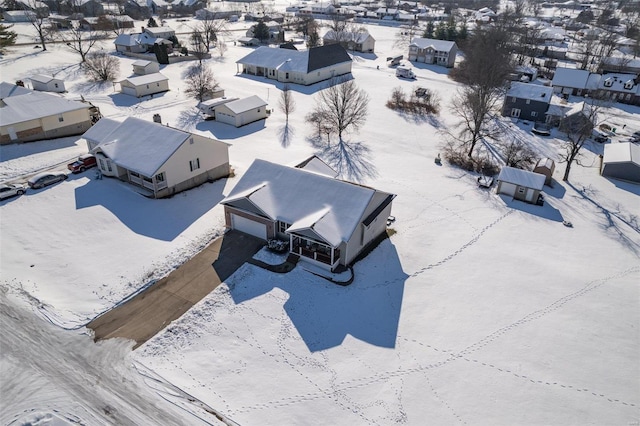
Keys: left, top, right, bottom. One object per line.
{"left": 0, "top": 183, "right": 26, "bottom": 200}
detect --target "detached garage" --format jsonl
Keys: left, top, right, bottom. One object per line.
{"left": 601, "top": 142, "right": 640, "bottom": 183}
{"left": 496, "top": 166, "right": 545, "bottom": 205}
{"left": 117, "top": 73, "right": 169, "bottom": 98}
{"left": 213, "top": 95, "right": 268, "bottom": 127}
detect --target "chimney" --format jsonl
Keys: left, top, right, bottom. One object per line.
{"left": 141, "top": 26, "right": 145, "bottom": 32}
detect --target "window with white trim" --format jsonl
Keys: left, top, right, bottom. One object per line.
{"left": 531, "top": 111, "right": 538, "bottom": 117}
{"left": 278, "top": 221, "right": 290, "bottom": 233}
{"left": 189, "top": 158, "right": 200, "bottom": 172}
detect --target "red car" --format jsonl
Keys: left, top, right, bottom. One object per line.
{"left": 68, "top": 154, "right": 97, "bottom": 173}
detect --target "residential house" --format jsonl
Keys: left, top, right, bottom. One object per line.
{"left": 116, "top": 73, "right": 169, "bottom": 97}
{"left": 323, "top": 30, "right": 375, "bottom": 53}
{"left": 0, "top": 82, "right": 96, "bottom": 144}
{"left": 238, "top": 37, "right": 260, "bottom": 46}
{"left": 124, "top": 0, "right": 151, "bottom": 19}
{"left": 76, "top": 0, "right": 104, "bottom": 16}
{"left": 408, "top": 38, "right": 457, "bottom": 68}
{"left": 600, "top": 57, "right": 640, "bottom": 75}
{"left": 80, "top": 15, "right": 135, "bottom": 31}
{"left": 236, "top": 44, "right": 352, "bottom": 86}
{"left": 83, "top": 117, "right": 120, "bottom": 151}
{"left": 600, "top": 142, "right": 640, "bottom": 183}
{"left": 114, "top": 32, "right": 173, "bottom": 54}
{"left": 16, "top": 0, "right": 49, "bottom": 16}
{"left": 197, "top": 96, "right": 237, "bottom": 117}
{"left": 143, "top": 26, "right": 175, "bottom": 40}
{"left": 551, "top": 68, "right": 591, "bottom": 96}
{"left": 375, "top": 7, "right": 399, "bottom": 19}
{"left": 132, "top": 60, "right": 160, "bottom": 75}
{"left": 221, "top": 159, "right": 396, "bottom": 271}
{"left": 29, "top": 74, "right": 65, "bottom": 93}
{"left": 532, "top": 158, "right": 556, "bottom": 186}
{"left": 246, "top": 21, "right": 283, "bottom": 42}
{"left": 502, "top": 82, "right": 553, "bottom": 121}
{"left": 3, "top": 10, "right": 36, "bottom": 22}
{"left": 210, "top": 95, "right": 268, "bottom": 127}
{"left": 496, "top": 166, "right": 545, "bottom": 205}
{"left": 595, "top": 73, "right": 640, "bottom": 106}
{"left": 89, "top": 117, "right": 230, "bottom": 198}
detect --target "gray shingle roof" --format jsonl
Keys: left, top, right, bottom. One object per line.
{"left": 236, "top": 44, "right": 351, "bottom": 74}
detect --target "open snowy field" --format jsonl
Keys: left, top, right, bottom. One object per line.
{"left": 1, "top": 14, "right": 639, "bottom": 425}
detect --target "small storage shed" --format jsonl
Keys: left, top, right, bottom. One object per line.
{"left": 30, "top": 74, "right": 66, "bottom": 93}
{"left": 213, "top": 95, "right": 268, "bottom": 127}
{"left": 117, "top": 73, "right": 169, "bottom": 98}
{"left": 532, "top": 158, "right": 555, "bottom": 186}
{"left": 601, "top": 142, "right": 640, "bottom": 183}
{"left": 496, "top": 166, "right": 545, "bottom": 204}
{"left": 238, "top": 37, "right": 260, "bottom": 46}
{"left": 132, "top": 60, "right": 160, "bottom": 76}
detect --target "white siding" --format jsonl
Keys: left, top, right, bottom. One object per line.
{"left": 498, "top": 182, "right": 517, "bottom": 197}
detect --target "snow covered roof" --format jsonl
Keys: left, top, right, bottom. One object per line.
{"left": 603, "top": 142, "right": 640, "bottom": 165}
{"left": 221, "top": 96, "right": 267, "bottom": 114}
{"left": 534, "top": 157, "right": 555, "bottom": 170}
{"left": 507, "top": 82, "right": 553, "bottom": 102}
{"left": 294, "top": 155, "right": 339, "bottom": 178}
{"left": 144, "top": 26, "right": 175, "bottom": 36}
{"left": 119, "top": 72, "right": 168, "bottom": 86}
{"left": 0, "top": 90, "right": 88, "bottom": 127}
{"left": 221, "top": 159, "right": 393, "bottom": 247}
{"left": 552, "top": 68, "right": 590, "bottom": 89}
{"left": 597, "top": 73, "right": 639, "bottom": 93}
{"left": 323, "top": 30, "right": 374, "bottom": 44}
{"left": 236, "top": 44, "right": 351, "bottom": 74}
{"left": 0, "top": 82, "right": 32, "bottom": 99}
{"left": 132, "top": 60, "right": 153, "bottom": 67}
{"left": 30, "top": 74, "right": 62, "bottom": 84}
{"left": 92, "top": 117, "right": 192, "bottom": 177}
{"left": 409, "top": 38, "right": 456, "bottom": 52}
{"left": 497, "top": 166, "right": 545, "bottom": 190}
{"left": 82, "top": 117, "right": 120, "bottom": 144}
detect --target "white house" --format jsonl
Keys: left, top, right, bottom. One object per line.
{"left": 114, "top": 32, "right": 172, "bottom": 54}
{"left": 0, "top": 82, "right": 96, "bottom": 144}
{"left": 88, "top": 117, "right": 230, "bottom": 198}
{"left": 212, "top": 95, "right": 268, "bottom": 127}
{"left": 236, "top": 44, "right": 352, "bottom": 86}
{"left": 29, "top": 74, "right": 66, "bottom": 93}
{"left": 323, "top": 30, "right": 375, "bottom": 53}
{"left": 496, "top": 166, "right": 545, "bottom": 205}
{"left": 143, "top": 26, "right": 175, "bottom": 39}
{"left": 408, "top": 38, "right": 457, "bottom": 68}
{"left": 221, "top": 159, "right": 396, "bottom": 271}
{"left": 117, "top": 73, "right": 169, "bottom": 97}
{"left": 132, "top": 60, "right": 160, "bottom": 75}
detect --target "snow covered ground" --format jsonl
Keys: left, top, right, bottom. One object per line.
{"left": 1, "top": 13, "right": 639, "bottom": 425}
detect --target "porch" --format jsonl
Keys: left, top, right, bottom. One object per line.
{"left": 128, "top": 170, "right": 167, "bottom": 197}
{"left": 290, "top": 234, "right": 340, "bottom": 269}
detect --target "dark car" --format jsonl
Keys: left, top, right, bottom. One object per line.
{"left": 68, "top": 154, "right": 97, "bottom": 173}
{"left": 27, "top": 172, "right": 68, "bottom": 189}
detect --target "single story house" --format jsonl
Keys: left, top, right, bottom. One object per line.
{"left": 601, "top": 142, "right": 640, "bottom": 183}
{"left": 211, "top": 95, "right": 268, "bottom": 127}
{"left": 0, "top": 82, "right": 96, "bottom": 144}
{"left": 551, "top": 68, "right": 591, "bottom": 96}
{"left": 323, "top": 30, "right": 375, "bottom": 53}
{"left": 117, "top": 73, "right": 169, "bottom": 97}
{"left": 502, "top": 82, "right": 553, "bottom": 121}
{"left": 236, "top": 44, "right": 352, "bottom": 86}
{"left": 88, "top": 117, "right": 230, "bottom": 198}
{"left": 532, "top": 157, "right": 555, "bottom": 186}
{"left": 30, "top": 74, "right": 65, "bottom": 93}
{"left": 408, "top": 38, "right": 457, "bottom": 68}
{"left": 221, "top": 159, "right": 396, "bottom": 271}
{"left": 132, "top": 60, "right": 160, "bottom": 75}
{"left": 114, "top": 32, "right": 172, "bottom": 54}
{"left": 496, "top": 166, "right": 546, "bottom": 204}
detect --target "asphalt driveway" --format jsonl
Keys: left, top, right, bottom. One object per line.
{"left": 88, "top": 231, "right": 264, "bottom": 349}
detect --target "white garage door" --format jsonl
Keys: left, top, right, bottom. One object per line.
{"left": 231, "top": 214, "right": 267, "bottom": 240}
{"left": 122, "top": 86, "right": 137, "bottom": 97}
{"left": 499, "top": 182, "right": 516, "bottom": 197}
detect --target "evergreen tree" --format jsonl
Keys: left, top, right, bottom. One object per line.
{"left": 147, "top": 17, "right": 158, "bottom": 28}
{"left": 253, "top": 20, "right": 270, "bottom": 43}
{"left": 435, "top": 21, "right": 447, "bottom": 40}
{"left": 153, "top": 43, "right": 169, "bottom": 64}
{"left": 307, "top": 28, "right": 320, "bottom": 48}
{"left": 457, "top": 24, "right": 468, "bottom": 42}
{"left": 423, "top": 21, "right": 434, "bottom": 39}
{"left": 0, "top": 24, "right": 17, "bottom": 53}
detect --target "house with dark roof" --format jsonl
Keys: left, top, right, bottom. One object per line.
{"left": 502, "top": 82, "right": 553, "bottom": 122}
{"left": 88, "top": 117, "right": 230, "bottom": 198}
{"left": 408, "top": 38, "right": 457, "bottom": 68}
{"left": 221, "top": 159, "right": 396, "bottom": 271}
{"left": 236, "top": 44, "right": 352, "bottom": 86}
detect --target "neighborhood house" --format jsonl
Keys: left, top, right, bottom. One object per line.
{"left": 600, "top": 142, "right": 640, "bottom": 184}
{"left": 502, "top": 82, "right": 553, "bottom": 121}
{"left": 221, "top": 159, "right": 396, "bottom": 271}
{"left": 116, "top": 73, "right": 169, "bottom": 98}
{"left": 210, "top": 95, "right": 269, "bottom": 127}
{"left": 408, "top": 38, "right": 457, "bottom": 68}
{"left": 88, "top": 117, "right": 230, "bottom": 198}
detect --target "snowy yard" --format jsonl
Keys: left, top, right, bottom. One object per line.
{"left": 1, "top": 14, "right": 639, "bottom": 425}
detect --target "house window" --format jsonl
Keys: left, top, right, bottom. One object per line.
{"left": 189, "top": 158, "right": 200, "bottom": 172}
{"left": 518, "top": 187, "right": 525, "bottom": 194}
{"left": 603, "top": 79, "right": 613, "bottom": 87}
{"left": 146, "top": 84, "right": 149, "bottom": 89}
{"left": 531, "top": 111, "right": 538, "bottom": 117}
{"left": 54, "top": 83, "right": 59, "bottom": 88}
{"left": 130, "top": 171, "right": 139, "bottom": 177}
{"left": 155, "top": 172, "right": 165, "bottom": 182}
{"left": 526, "top": 99, "right": 531, "bottom": 104}
{"left": 278, "top": 221, "right": 290, "bottom": 233}
{"left": 512, "top": 97, "right": 516, "bottom": 102}
{"left": 510, "top": 108, "right": 521, "bottom": 118}
{"left": 285, "top": 72, "right": 289, "bottom": 79}
{"left": 58, "top": 115, "right": 64, "bottom": 122}
{"left": 99, "top": 158, "right": 105, "bottom": 169}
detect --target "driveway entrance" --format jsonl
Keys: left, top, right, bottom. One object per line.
{"left": 88, "top": 231, "right": 264, "bottom": 349}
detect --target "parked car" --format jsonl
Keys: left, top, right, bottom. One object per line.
{"left": 0, "top": 183, "right": 26, "bottom": 200}
{"left": 631, "top": 131, "right": 640, "bottom": 142}
{"left": 396, "top": 66, "right": 416, "bottom": 79}
{"left": 67, "top": 154, "right": 97, "bottom": 173}
{"left": 27, "top": 172, "right": 68, "bottom": 189}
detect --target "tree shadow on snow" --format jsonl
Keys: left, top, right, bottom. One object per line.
{"left": 228, "top": 237, "right": 408, "bottom": 352}
{"left": 277, "top": 123, "right": 295, "bottom": 148}
{"left": 306, "top": 136, "right": 378, "bottom": 182}
{"left": 176, "top": 107, "right": 203, "bottom": 130}
{"left": 73, "top": 176, "right": 225, "bottom": 241}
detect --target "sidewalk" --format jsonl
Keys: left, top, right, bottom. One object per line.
{"left": 88, "top": 231, "right": 264, "bottom": 349}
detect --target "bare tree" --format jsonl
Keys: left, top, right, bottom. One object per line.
{"left": 310, "top": 77, "right": 369, "bottom": 142}
{"left": 278, "top": 84, "right": 296, "bottom": 122}
{"left": 196, "top": 16, "right": 229, "bottom": 50}
{"left": 61, "top": 24, "right": 101, "bottom": 62}
{"left": 559, "top": 99, "right": 608, "bottom": 181}
{"left": 217, "top": 37, "right": 227, "bottom": 57}
{"left": 499, "top": 138, "right": 537, "bottom": 169}
{"left": 393, "top": 21, "right": 420, "bottom": 50}
{"left": 190, "top": 29, "right": 208, "bottom": 64}
{"left": 84, "top": 51, "right": 119, "bottom": 81}
{"left": 22, "top": 0, "right": 53, "bottom": 51}
{"left": 184, "top": 64, "right": 220, "bottom": 102}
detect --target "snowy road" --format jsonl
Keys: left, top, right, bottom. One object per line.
{"left": 0, "top": 290, "right": 220, "bottom": 426}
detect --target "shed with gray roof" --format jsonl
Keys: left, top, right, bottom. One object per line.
{"left": 117, "top": 73, "right": 169, "bottom": 98}
{"left": 496, "top": 166, "right": 546, "bottom": 204}
{"left": 212, "top": 95, "right": 268, "bottom": 127}
{"left": 601, "top": 142, "right": 640, "bottom": 183}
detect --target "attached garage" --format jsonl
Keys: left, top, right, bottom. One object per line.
{"left": 231, "top": 214, "right": 267, "bottom": 240}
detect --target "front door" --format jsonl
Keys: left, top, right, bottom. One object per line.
{"left": 511, "top": 108, "right": 521, "bottom": 118}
